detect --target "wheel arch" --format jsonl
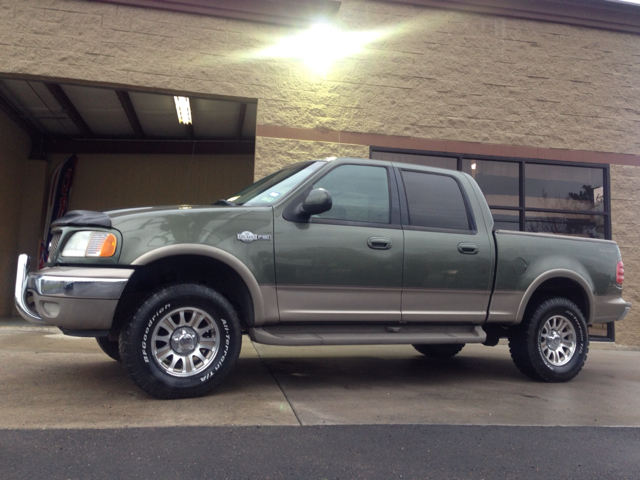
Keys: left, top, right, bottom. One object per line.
{"left": 516, "top": 269, "right": 594, "bottom": 325}
{"left": 113, "top": 244, "right": 265, "bottom": 333}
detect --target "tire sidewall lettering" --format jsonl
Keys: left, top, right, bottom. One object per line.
{"left": 201, "top": 319, "right": 231, "bottom": 381}
{"left": 141, "top": 303, "right": 171, "bottom": 364}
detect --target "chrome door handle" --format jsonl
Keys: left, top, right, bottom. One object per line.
{"left": 367, "top": 237, "right": 392, "bottom": 250}
{"left": 458, "top": 242, "right": 479, "bottom": 255}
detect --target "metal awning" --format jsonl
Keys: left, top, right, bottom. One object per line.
{"left": 0, "top": 78, "right": 256, "bottom": 158}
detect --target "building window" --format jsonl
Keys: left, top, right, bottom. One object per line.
{"left": 371, "top": 147, "right": 613, "bottom": 341}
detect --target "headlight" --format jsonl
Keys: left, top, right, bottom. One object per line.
{"left": 61, "top": 231, "right": 117, "bottom": 257}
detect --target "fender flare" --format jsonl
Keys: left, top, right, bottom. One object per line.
{"left": 516, "top": 269, "right": 595, "bottom": 325}
{"left": 131, "top": 244, "right": 265, "bottom": 324}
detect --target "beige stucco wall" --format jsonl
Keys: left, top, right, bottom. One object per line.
{"left": 255, "top": 138, "right": 369, "bottom": 180}
{"left": 611, "top": 164, "right": 640, "bottom": 346}
{"left": 0, "top": 109, "right": 31, "bottom": 316}
{"left": 1, "top": 0, "right": 638, "bottom": 158}
{"left": 1, "top": 0, "right": 639, "bottom": 342}
{"left": 49, "top": 153, "right": 254, "bottom": 211}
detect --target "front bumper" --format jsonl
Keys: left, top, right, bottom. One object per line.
{"left": 15, "top": 254, "right": 133, "bottom": 330}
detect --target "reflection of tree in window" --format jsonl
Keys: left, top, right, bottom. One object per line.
{"left": 525, "top": 164, "right": 604, "bottom": 212}
{"left": 568, "top": 185, "right": 604, "bottom": 212}
{"left": 525, "top": 213, "right": 603, "bottom": 239}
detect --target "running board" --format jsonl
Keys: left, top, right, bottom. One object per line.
{"left": 249, "top": 324, "right": 486, "bottom": 347}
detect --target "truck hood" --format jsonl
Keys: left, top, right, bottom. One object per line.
{"left": 103, "top": 204, "right": 274, "bottom": 265}
{"left": 52, "top": 205, "right": 240, "bottom": 229}
{"left": 105, "top": 204, "right": 235, "bottom": 220}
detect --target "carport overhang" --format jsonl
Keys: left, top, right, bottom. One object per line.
{"left": 0, "top": 76, "right": 257, "bottom": 161}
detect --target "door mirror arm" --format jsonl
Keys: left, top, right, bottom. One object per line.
{"left": 283, "top": 188, "right": 332, "bottom": 223}
{"left": 300, "top": 188, "right": 332, "bottom": 217}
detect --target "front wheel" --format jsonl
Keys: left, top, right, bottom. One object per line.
{"left": 509, "top": 297, "right": 588, "bottom": 382}
{"left": 120, "top": 284, "right": 242, "bottom": 399}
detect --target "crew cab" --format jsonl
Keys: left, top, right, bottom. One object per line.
{"left": 15, "top": 157, "right": 631, "bottom": 399}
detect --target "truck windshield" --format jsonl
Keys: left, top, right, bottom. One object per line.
{"left": 228, "top": 161, "right": 325, "bottom": 206}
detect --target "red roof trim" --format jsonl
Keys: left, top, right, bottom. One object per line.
{"left": 93, "top": 0, "right": 342, "bottom": 27}
{"left": 386, "top": 0, "right": 640, "bottom": 35}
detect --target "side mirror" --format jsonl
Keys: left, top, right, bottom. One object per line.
{"left": 300, "top": 188, "right": 332, "bottom": 217}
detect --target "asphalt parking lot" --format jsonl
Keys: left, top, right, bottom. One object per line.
{"left": 2, "top": 321, "right": 640, "bottom": 478}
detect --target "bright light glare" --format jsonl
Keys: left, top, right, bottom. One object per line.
{"left": 471, "top": 163, "right": 476, "bottom": 170}
{"left": 606, "top": 0, "right": 640, "bottom": 5}
{"left": 260, "top": 23, "right": 383, "bottom": 75}
{"left": 174, "top": 96, "right": 192, "bottom": 125}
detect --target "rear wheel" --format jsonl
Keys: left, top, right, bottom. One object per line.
{"left": 95, "top": 336, "right": 120, "bottom": 362}
{"left": 120, "top": 284, "right": 242, "bottom": 399}
{"left": 509, "top": 297, "right": 588, "bottom": 382}
{"left": 412, "top": 343, "right": 465, "bottom": 358}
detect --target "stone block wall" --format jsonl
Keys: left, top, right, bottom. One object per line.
{"left": 1, "top": 0, "right": 639, "bottom": 159}
{"left": 611, "top": 164, "right": 640, "bottom": 346}
{"left": 255, "top": 138, "right": 369, "bottom": 180}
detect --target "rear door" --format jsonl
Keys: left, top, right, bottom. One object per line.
{"left": 397, "top": 167, "right": 493, "bottom": 323}
{"left": 274, "top": 162, "right": 404, "bottom": 322}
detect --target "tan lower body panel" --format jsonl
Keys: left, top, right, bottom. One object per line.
{"left": 277, "top": 285, "right": 401, "bottom": 322}
{"left": 486, "top": 290, "right": 523, "bottom": 324}
{"left": 401, "top": 289, "right": 490, "bottom": 323}
{"left": 34, "top": 293, "right": 119, "bottom": 330}
{"left": 258, "top": 284, "right": 279, "bottom": 325}
{"left": 593, "top": 294, "right": 631, "bottom": 323}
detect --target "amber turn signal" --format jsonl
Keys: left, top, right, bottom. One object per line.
{"left": 86, "top": 232, "right": 117, "bottom": 257}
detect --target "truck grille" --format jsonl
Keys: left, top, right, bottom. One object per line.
{"left": 47, "top": 233, "right": 62, "bottom": 263}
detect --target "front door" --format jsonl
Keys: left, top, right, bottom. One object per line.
{"left": 274, "top": 163, "right": 403, "bottom": 322}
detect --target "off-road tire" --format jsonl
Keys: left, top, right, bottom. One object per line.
{"left": 412, "top": 343, "right": 465, "bottom": 358}
{"left": 120, "top": 284, "right": 242, "bottom": 399}
{"left": 95, "top": 336, "right": 121, "bottom": 362}
{"left": 509, "top": 297, "right": 588, "bottom": 382}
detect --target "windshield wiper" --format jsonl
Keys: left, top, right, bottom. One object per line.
{"left": 213, "top": 199, "right": 236, "bottom": 206}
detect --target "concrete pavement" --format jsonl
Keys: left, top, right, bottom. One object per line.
{"left": 1, "top": 321, "right": 640, "bottom": 429}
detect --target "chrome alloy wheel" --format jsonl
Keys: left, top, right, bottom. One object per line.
{"left": 150, "top": 307, "right": 220, "bottom": 377}
{"left": 539, "top": 314, "right": 577, "bottom": 367}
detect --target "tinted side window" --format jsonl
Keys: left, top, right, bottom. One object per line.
{"left": 313, "top": 165, "right": 390, "bottom": 224}
{"left": 401, "top": 170, "right": 471, "bottom": 230}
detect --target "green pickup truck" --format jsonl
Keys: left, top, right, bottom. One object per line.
{"left": 15, "top": 157, "right": 631, "bottom": 399}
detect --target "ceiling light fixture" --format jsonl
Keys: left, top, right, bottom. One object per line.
{"left": 174, "top": 96, "right": 192, "bottom": 125}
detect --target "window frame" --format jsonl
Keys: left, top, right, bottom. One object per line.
{"left": 395, "top": 167, "right": 478, "bottom": 235}
{"left": 298, "top": 162, "right": 403, "bottom": 229}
